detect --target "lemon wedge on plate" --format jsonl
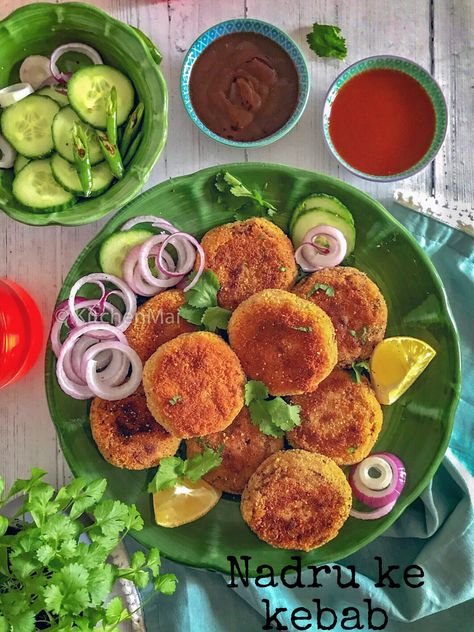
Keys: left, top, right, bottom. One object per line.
{"left": 369, "top": 336, "right": 436, "bottom": 405}
{"left": 153, "top": 479, "right": 221, "bottom": 528}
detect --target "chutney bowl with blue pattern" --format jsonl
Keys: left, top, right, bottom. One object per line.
{"left": 180, "top": 19, "right": 310, "bottom": 148}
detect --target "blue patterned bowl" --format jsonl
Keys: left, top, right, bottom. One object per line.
{"left": 323, "top": 55, "right": 448, "bottom": 182}
{"left": 181, "top": 19, "right": 310, "bottom": 148}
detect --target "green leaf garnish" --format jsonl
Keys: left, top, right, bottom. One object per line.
{"left": 290, "top": 326, "right": 313, "bottom": 333}
{"left": 307, "top": 283, "right": 335, "bottom": 298}
{"left": 347, "top": 446, "right": 357, "bottom": 454}
{"left": 351, "top": 361, "right": 370, "bottom": 384}
{"left": 147, "top": 445, "right": 223, "bottom": 493}
{"left": 168, "top": 394, "right": 181, "bottom": 406}
{"left": 348, "top": 325, "right": 368, "bottom": 342}
{"left": 215, "top": 170, "right": 277, "bottom": 220}
{"left": 245, "top": 380, "right": 301, "bottom": 438}
{"left": 279, "top": 265, "right": 287, "bottom": 272}
{"left": 306, "top": 23, "right": 347, "bottom": 60}
{"left": 179, "top": 270, "right": 231, "bottom": 332}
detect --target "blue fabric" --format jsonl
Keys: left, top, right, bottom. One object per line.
{"left": 132, "top": 203, "right": 474, "bottom": 631}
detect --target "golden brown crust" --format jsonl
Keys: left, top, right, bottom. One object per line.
{"left": 293, "top": 267, "right": 387, "bottom": 367}
{"left": 198, "top": 217, "right": 297, "bottom": 310}
{"left": 241, "top": 449, "right": 352, "bottom": 551}
{"left": 186, "top": 406, "right": 283, "bottom": 494}
{"left": 228, "top": 289, "right": 337, "bottom": 396}
{"left": 142, "top": 331, "right": 246, "bottom": 438}
{"left": 125, "top": 289, "right": 197, "bottom": 362}
{"left": 90, "top": 387, "right": 180, "bottom": 470}
{"left": 287, "top": 369, "right": 383, "bottom": 465}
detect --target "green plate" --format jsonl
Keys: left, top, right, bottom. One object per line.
{"left": 0, "top": 2, "right": 167, "bottom": 226}
{"left": 45, "top": 163, "right": 461, "bottom": 575}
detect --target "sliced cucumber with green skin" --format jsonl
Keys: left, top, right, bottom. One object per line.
{"left": 12, "top": 159, "right": 75, "bottom": 211}
{"left": 291, "top": 209, "right": 356, "bottom": 255}
{"left": 99, "top": 229, "right": 153, "bottom": 278}
{"left": 37, "top": 85, "right": 69, "bottom": 107}
{"left": 1, "top": 95, "right": 59, "bottom": 158}
{"left": 68, "top": 65, "right": 135, "bottom": 129}
{"left": 52, "top": 106, "right": 103, "bottom": 165}
{"left": 51, "top": 153, "right": 114, "bottom": 197}
{"left": 13, "top": 154, "right": 30, "bottom": 175}
{"left": 290, "top": 193, "right": 354, "bottom": 234}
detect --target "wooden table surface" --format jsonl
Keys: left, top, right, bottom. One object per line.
{"left": 0, "top": 0, "right": 472, "bottom": 489}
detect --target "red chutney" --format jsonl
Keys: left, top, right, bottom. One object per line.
{"left": 328, "top": 68, "right": 436, "bottom": 176}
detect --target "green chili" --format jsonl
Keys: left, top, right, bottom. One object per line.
{"left": 123, "top": 130, "right": 143, "bottom": 167}
{"left": 120, "top": 102, "right": 144, "bottom": 156}
{"left": 97, "top": 131, "right": 124, "bottom": 180}
{"left": 106, "top": 86, "right": 118, "bottom": 146}
{"left": 72, "top": 123, "right": 93, "bottom": 197}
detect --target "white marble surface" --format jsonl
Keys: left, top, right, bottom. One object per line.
{"left": 0, "top": 0, "right": 472, "bottom": 488}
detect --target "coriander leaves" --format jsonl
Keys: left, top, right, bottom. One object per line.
{"left": 0, "top": 470, "right": 176, "bottom": 630}
{"left": 306, "top": 23, "right": 347, "bottom": 60}
{"left": 307, "top": 282, "right": 335, "bottom": 298}
{"left": 179, "top": 270, "right": 231, "bottom": 332}
{"left": 147, "top": 445, "right": 224, "bottom": 493}
{"left": 245, "top": 380, "right": 301, "bottom": 438}
{"left": 351, "top": 360, "right": 370, "bottom": 384}
{"left": 215, "top": 170, "right": 277, "bottom": 221}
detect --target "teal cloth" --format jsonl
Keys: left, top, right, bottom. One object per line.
{"left": 132, "top": 203, "right": 474, "bottom": 631}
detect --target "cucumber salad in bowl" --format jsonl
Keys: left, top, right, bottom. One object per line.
{"left": 0, "top": 43, "right": 144, "bottom": 212}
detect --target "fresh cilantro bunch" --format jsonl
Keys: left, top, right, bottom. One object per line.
{"left": 215, "top": 170, "right": 277, "bottom": 221}
{"left": 245, "top": 380, "right": 301, "bottom": 438}
{"left": 179, "top": 270, "right": 231, "bottom": 332}
{"left": 0, "top": 469, "right": 176, "bottom": 632}
{"left": 148, "top": 446, "right": 224, "bottom": 493}
{"left": 306, "top": 23, "right": 347, "bottom": 60}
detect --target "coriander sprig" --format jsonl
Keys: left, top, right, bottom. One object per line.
{"left": 215, "top": 170, "right": 277, "bottom": 221}
{"left": 148, "top": 445, "right": 224, "bottom": 493}
{"left": 179, "top": 270, "right": 231, "bottom": 332}
{"left": 245, "top": 380, "right": 301, "bottom": 438}
{"left": 0, "top": 470, "right": 176, "bottom": 630}
{"left": 306, "top": 23, "right": 347, "bottom": 60}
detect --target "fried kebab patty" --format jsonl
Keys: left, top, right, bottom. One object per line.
{"left": 241, "top": 449, "right": 352, "bottom": 551}
{"left": 228, "top": 289, "right": 337, "bottom": 395}
{"left": 90, "top": 387, "right": 180, "bottom": 470}
{"left": 186, "top": 406, "right": 284, "bottom": 494}
{"left": 288, "top": 369, "right": 383, "bottom": 465}
{"left": 142, "top": 331, "right": 246, "bottom": 438}
{"left": 198, "top": 217, "right": 297, "bottom": 310}
{"left": 293, "top": 266, "right": 387, "bottom": 367}
{"left": 125, "top": 289, "right": 196, "bottom": 362}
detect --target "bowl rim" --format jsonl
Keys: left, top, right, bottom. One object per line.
{"left": 0, "top": 1, "right": 168, "bottom": 227}
{"left": 322, "top": 54, "right": 448, "bottom": 182}
{"left": 180, "top": 17, "right": 310, "bottom": 148}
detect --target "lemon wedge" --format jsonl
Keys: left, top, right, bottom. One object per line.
{"left": 153, "top": 479, "right": 221, "bottom": 528}
{"left": 369, "top": 336, "right": 436, "bottom": 405}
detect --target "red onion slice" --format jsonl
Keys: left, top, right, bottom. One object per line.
{"left": 123, "top": 245, "right": 162, "bottom": 296}
{"left": 295, "top": 225, "right": 347, "bottom": 272}
{"left": 138, "top": 235, "right": 183, "bottom": 288}
{"left": 349, "top": 453, "right": 406, "bottom": 509}
{"left": 0, "top": 135, "right": 16, "bottom": 169}
{"left": 121, "top": 215, "right": 177, "bottom": 232}
{"left": 68, "top": 273, "right": 136, "bottom": 332}
{"left": 83, "top": 341, "right": 143, "bottom": 401}
{"left": 350, "top": 500, "right": 397, "bottom": 520}
{"left": 19, "top": 55, "right": 51, "bottom": 90}
{"left": 155, "top": 232, "right": 196, "bottom": 278}
{"left": 50, "top": 43, "right": 103, "bottom": 83}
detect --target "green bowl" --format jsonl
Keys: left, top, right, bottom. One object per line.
{"left": 45, "top": 163, "right": 461, "bottom": 576}
{"left": 0, "top": 2, "right": 168, "bottom": 226}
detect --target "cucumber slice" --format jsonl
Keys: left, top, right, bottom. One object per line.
{"left": 290, "top": 193, "right": 354, "bottom": 234}
{"left": 12, "top": 159, "right": 75, "bottom": 211}
{"left": 99, "top": 229, "right": 153, "bottom": 278}
{"left": 52, "top": 106, "right": 103, "bottom": 165}
{"left": 291, "top": 209, "right": 356, "bottom": 255}
{"left": 68, "top": 65, "right": 135, "bottom": 129}
{"left": 1, "top": 95, "right": 59, "bottom": 158}
{"left": 37, "top": 85, "right": 69, "bottom": 107}
{"left": 51, "top": 153, "right": 114, "bottom": 197}
{"left": 13, "top": 154, "right": 30, "bottom": 175}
